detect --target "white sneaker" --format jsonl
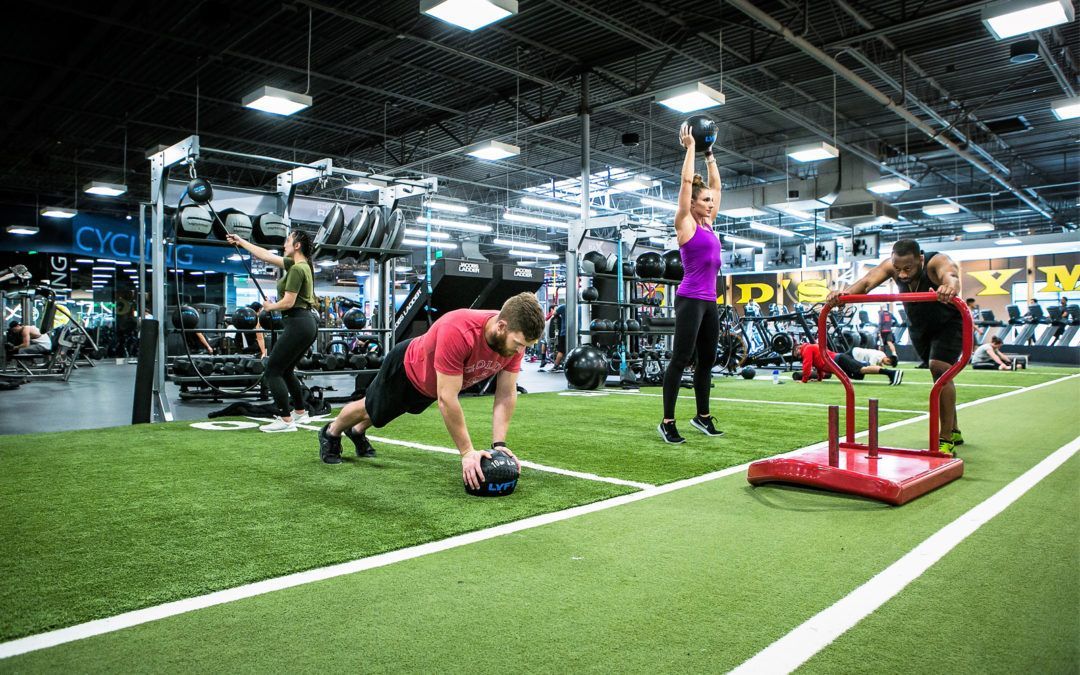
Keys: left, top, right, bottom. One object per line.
{"left": 260, "top": 416, "right": 298, "bottom": 433}
{"left": 291, "top": 411, "right": 311, "bottom": 425}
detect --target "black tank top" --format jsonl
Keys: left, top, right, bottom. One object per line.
{"left": 896, "top": 252, "right": 958, "bottom": 326}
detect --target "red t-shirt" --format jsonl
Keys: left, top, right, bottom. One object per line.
{"left": 800, "top": 344, "right": 838, "bottom": 383}
{"left": 404, "top": 309, "right": 523, "bottom": 399}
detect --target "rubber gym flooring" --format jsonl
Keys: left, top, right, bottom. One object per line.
{"left": 1, "top": 365, "right": 1077, "bottom": 672}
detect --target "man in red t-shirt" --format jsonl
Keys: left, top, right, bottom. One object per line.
{"left": 318, "top": 293, "right": 545, "bottom": 489}
{"left": 795, "top": 343, "right": 902, "bottom": 386}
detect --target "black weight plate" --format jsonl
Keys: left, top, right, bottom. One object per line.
{"left": 358, "top": 207, "right": 385, "bottom": 264}
{"left": 337, "top": 206, "right": 370, "bottom": 262}
{"left": 314, "top": 203, "right": 346, "bottom": 254}
{"left": 384, "top": 208, "right": 406, "bottom": 251}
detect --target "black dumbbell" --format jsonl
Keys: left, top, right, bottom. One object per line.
{"left": 348, "top": 353, "right": 368, "bottom": 370}
{"left": 324, "top": 354, "right": 346, "bottom": 371}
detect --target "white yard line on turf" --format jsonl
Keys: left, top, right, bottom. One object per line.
{"left": 239, "top": 418, "right": 652, "bottom": 490}
{"left": 365, "top": 435, "right": 655, "bottom": 490}
{"left": 730, "top": 433, "right": 1080, "bottom": 675}
{"left": 609, "top": 391, "right": 926, "bottom": 415}
{"left": 1, "top": 372, "right": 1076, "bottom": 661}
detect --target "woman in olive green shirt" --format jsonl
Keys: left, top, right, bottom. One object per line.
{"left": 226, "top": 229, "right": 319, "bottom": 432}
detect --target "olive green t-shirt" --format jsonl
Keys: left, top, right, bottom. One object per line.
{"left": 277, "top": 258, "right": 316, "bottom": 310}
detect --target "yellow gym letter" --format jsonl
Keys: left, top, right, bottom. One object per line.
{"left": 797, "top": 279, "right": 829, "bottom": 303}
{"left": 1038, "top": 265, "right": 1080, "bottom": 294}
{"left": 736, "top": 283, "right": 774, "bottom": 304}
{"left": 968, "top": 269, "right": 1020, "bottom": 296}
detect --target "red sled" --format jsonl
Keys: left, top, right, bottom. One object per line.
{"left": 747, "top": 292, "right": 971, "bottom": 506}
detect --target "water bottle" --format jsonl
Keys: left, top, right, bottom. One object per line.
{"left": 772, "top": 369, "right": 780, "bottom": 385}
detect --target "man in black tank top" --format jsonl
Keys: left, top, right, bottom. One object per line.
{"left": 826, "top": 239, "right": 964, "bottom": 456}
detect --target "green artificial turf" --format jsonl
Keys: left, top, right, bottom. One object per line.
{"left": 3, "top": 374, "right": 1075, "bottom": 672}
{"left": 0, "top": 422, "right": 631, "bottom": 642}
{"left": 799, "top": 454, "right": 1080, "bottom": 674}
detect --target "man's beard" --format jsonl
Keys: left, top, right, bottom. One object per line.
{"left": 488, "top": 331, "right": 516, "bottom": 357}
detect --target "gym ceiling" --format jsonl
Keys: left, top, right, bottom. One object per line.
{"left": 2, "top": 0, "right": 1077, "bottom": 259}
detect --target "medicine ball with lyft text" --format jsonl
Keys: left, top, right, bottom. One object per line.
{"left": 258, "top": 311, "right": 283, "bottom": 331}
{"left": 172, "top": 305, "right": 199, "bottom": 330}
{"left": 635, "top": 251, "right": 666, "bottom": 279}
{"left": 218, "top": 208, "right": 253, "bottom": 241}
{"left": 464, "top": 449, "right": 520, "bottom": 497}
{"left": 185, "top": 176, "right": 214, "bottom": 204}
{"left": 232, "top": 306, "right": 258, "bottom": 330}
{"left": 685, "top": 115, "right": 718, "bottom": 153}
{"left": 661, "top": 250, "right": 684, "bottom": 282}
{"left": 564, "top": 344, "right": 609, "bottom": 390}
{"left": 342, "top": 308, "right": 367, "bottom": 329}
{"left": 581, "top": 286, "right": 600, "bottom": 302}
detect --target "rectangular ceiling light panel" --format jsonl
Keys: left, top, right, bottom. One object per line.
{"left": 787, "top": 141, "right": 839, "bottom": 162}
{"left": 981, "top": 0, "right": 1074, "bottom": 39}
{"left": 241, "top": 86, "right": 312, "bottom": 116}
{"left": 420, "top": 0, "right": 517, "bottom": 31}
{"left": 656, "top": 82, "right": 726, "bottom": 113}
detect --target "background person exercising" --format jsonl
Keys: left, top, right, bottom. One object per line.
{"left": 226, "top": 230, "right": 318, "bottom": 433}
{"left": 971, "top": 336, "right": 1024, "bottom": 370}
{"left": 6, "top": 320, "right": 51, "bottom": 355}
{"left": 318, "top": 293, "right": 544, "bottom": 490}
{"left": 658, "top": 121, "right": 724, "bottom": 444}
{"left": 795, "top": 342, "right": 903, "bottom": 385}
{"left": 827, "top": 239, "right": 964, "bottom": 455}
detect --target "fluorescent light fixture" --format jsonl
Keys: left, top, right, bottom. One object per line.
{"left": 717, "top": 207, "right": 767, "bottom": 218}
{"left": 41, "top": 207, "right": 77, "bottom": 218}
{"left": 492, "top": 238, "right": 549, "bottom": 251}
{"left": 75, "top": 258, "right": 94, "bottom": 263}
{"left": 995, "top": 237, "right": 1023, "bottom": 246}
{"left": 787, "top": 141, "right": 839, "bottom": 162}
{"left": 466, "top": 140, "right": 520, "bottom": 161}
{"left": 1050, "top": 96, "right": 1080, "bottom": 121}
{"left": 91, "top": 267, "right": 114, "bottom": 271}
{"left": 196, "top": 284, "right": 206, "bottom": 288}
{"left": 649, "top": 236, "right": 673, "bottom": 245}
{"left": 981, "top": 0, "right": 1074, "bottom": 40}
{"left": 5, "top": 224, "right": 38, "bottom": 235}
{"left": 345, "top": 181, "right": 380, "bottom": 192}
{"left": 241, "top": 85, "right": 312, "bottom": 116}
{"left": 503, "top": 211, "right": 569, "bottom": 229}
{"left": 402, "top": 238, "right": 459, "bottom": 250}
{"left": 867, "top": 177, "right": 912, "bottom": 194}
{"left": 772, "top": 204, "right": 814, "bottom": 220}
{"left": 404, "top": 228, "right": 452, "bottom": 240}
{"left": 228, "top": 253, "right": 244, "bottom": 261}
{"left": 508, "top": 250, "right": 559, "bottom": 260}
{"left": 420, "top": 0, "right": 517, "bottom": 31}
{"left": 427, "top": 201, "right": 469, "bottom": 214}
{"left": 416, "top": 215, "right": 492, "bottom": 233}
{"left": 725, "top": 234, "right": 766, "bottom": 248}
{"left": 963, "top": 223, "right": 995, "bottom": 233}
{"left": 189, "top": 271, "right": 204, "bottom": 276}
{"left": 611, "top": 175, "right": 659, "bottom": 192}
{"left": 640, "top": 197, "right": 678, "bottom": 211}
{"left": 318, "top": 259, "right": 339, "bottom": 267}
{"left": 83, "top": 181, "right": 127, "bottom": 197}
{"left": 922, "top": 201, "right": 960, "bottom": 216}
{"left": 749, "top": 222, "right": 798, "bottom": 237}
{"left": 656, "top": 81, "right": 726, "bottom": 113}
{"left": 113, "top": 260, "right": 131, "bottom": 266}
{"left": 520, "top": 196, "right": 596, "bottom": 216}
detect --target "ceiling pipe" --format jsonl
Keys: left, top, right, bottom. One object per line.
{"left": 1034, "top": 32, "right": 1077, "bottom": 98}
{"left": 725, "top": 0, "right": 1056, "bottom": 222}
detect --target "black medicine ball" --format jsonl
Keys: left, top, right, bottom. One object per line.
{"left": 685, "top": 115, "right": 718, "bottom": 153}
{"left": 741, "top": 366, "right": 756, "bottom": 380}
{"left": 343, "top": 308, "right": 367, "bottom": 329}
{"left": 464, "top": 449, "right": 520, "bottom": 497}
{"left": 636, "top": 251, "right": 666, "bottom": 279}
{"left": 259, "top": 311, "right": 283, "bottom": 331}
{"left": 581, "top": 286, "right": 600, "bottom": 302}
{"left": 232, "top": 306, "right": 258, "bottom": 330}
{"left": 564, "top": 344, "right": 608, "bottom": 390}
{"left": 661, "top": 250, "right": 684, "bottom": 282}
{"left": 172, "top": 305, "right": 199, "bottom": 330}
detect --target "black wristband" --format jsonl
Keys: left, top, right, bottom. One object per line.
{"left": 492, "top": 441, "right": 507, "bottom": 449}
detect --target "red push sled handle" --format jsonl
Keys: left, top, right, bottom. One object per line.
{"left": 816, "top": 292, "right": 973, "bottom": 453}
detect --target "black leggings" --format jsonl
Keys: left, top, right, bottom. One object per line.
{"left": 265, "top": 309, "right": 318, "bottom": 416}
{"left": 663, "top": 296, "right": 719, "bottom": 420}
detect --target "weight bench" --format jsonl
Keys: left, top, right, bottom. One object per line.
{"left": 7, "top": 325, "right": 85, "bottom": 382}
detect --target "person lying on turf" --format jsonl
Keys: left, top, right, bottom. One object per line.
{"left": 795, "top": 342, "right": 903, "bottom": 386}
{"left": 827, "top": 239, "right": 963, "bottom": 455}
{"left": 318, "top": 292, "right": 544, "bottom": 490}
{"left": 850, "top": 346, "right": 897, "bottom": 368}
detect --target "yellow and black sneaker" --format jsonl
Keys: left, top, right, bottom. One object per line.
{"left": 938, "top": 438, "right": 956, "bottom": 456}
{"left": 951, "top": 429, "right": 964, "bottom": 447}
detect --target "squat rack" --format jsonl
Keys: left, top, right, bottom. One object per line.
{"left": 146, "top": 135, "right": 437, "bottom": 422}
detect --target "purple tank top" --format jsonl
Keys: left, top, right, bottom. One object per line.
{"left": 676, "top": 224, "right": 722, "bottom": 302}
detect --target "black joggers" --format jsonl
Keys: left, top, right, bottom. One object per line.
{"left": 662, "top": 295, "right": 719, "bottom": 420}
{"left": 265, "top": 308, "right": 318, "bottom": 417}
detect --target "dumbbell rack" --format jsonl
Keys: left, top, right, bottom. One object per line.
{"left": 578, "top": 271, "right": 679, "bottom": 375}
{"left": 296, "top": 326, "right": 392, "bottom": 377}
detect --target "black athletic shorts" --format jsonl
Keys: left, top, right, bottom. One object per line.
{"left": 364, "top": 338, "right": 436, "bottom": 428}
{"left": 556, "top": 334, "right": 566, "bottom": 354}
{"left": 835, "top": 352, "right": 865, "bottom": 380}
{"left": 908, "top": 316, "right": 964, "bottom": 365}
{"left": 879, "top": 330, "right": 896, "bottom": 347}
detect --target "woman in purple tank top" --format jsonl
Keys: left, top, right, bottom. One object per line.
{"left": 658, "top": 122, "right": 725, "bottom": 444}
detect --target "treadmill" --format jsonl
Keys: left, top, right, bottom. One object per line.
{"left": 976, "top": 309, "right": 1005, "bottom": 346}
{"left": 1004, "top": 305, "right": 1026, "bottom": 344}
{"left": 1039, "top": 306, "right": 1066, "bottom": 346}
